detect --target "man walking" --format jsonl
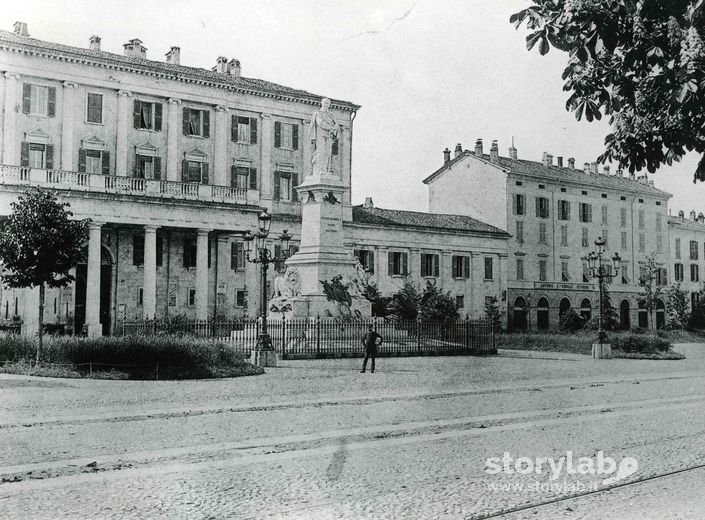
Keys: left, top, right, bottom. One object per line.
{"left": 360, "top": 324, "right": 382, "bottom": 373}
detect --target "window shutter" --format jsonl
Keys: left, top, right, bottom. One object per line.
{"left": 47, "top": 87, "right": 56, "bottom": 117}
{"left": 402, "top": 253, "right": 408, "bottom": 275}
{"left": 78, "top": 148, "right": 87, "bottom": 173}
{"left": 183, "top": 242, "right": 189, "bottom": 268}
{"left": 201, "top": 163, "right": 209, "bottom": 185}
{"left": 512, "top": 195, "right": 517, "bottom": 215}
{"left": 274, "top": 121, "right": 281, "bottom": 148}
{"left": 134, "top": 100, "right": 141, "bottom": 128}
{"left": 231, "top": 115, "right": 237, "bottom": 142}
{"left": 463, "top": 256, "right": 470, "bottom": 278}
{"left": 273, "top": 171, "right": 281, "bottom": 200}
{"left": 231, "top": 242, "right": 237, "bottom": 270}
{"left": 588, "top": 205, "right": 593, "bottom": 222}
{"left": 250, "top": 117, "right": 258, "bottom": 144}
{"left": 22, "top": 84, "right": 31, "bottom": 114}
{"left": 354, "top": 249, "right": 361, "bottom": 262}
{"left": 369, "top": 251, "right": 375, "bottom": 274}
{"left": 153, "top": 156, "right": 161, "bottom": 180}
{"left": 292, "top": 125, "right": 299, "bottom": 150}
{"left": 202, "top": 111, "right": 210, "bottom": 138}
{"left": 535, "top": 197, "right": 540, "bottom": 217}
{"left": 20, "top": 142, "right": 29, "bottom": 167}
{"left": 433, "top": 255, "right": 439, "bottom": 277}
{"left": 292, "top": 173, "right": 299, "bottom": 202}
{"left": 45, "top": 145, "right": 54, "bottom": 169}
{"left": 566, "top": 202, "right": 570, "bottom": 220}
{"left": 182, "top": 108, "right": 190, "bottom": 135}
{"left": 154, "top": 103, "right": 162, "bottom": 131}
{"left": 388, "top": 252, "right": 394, "bottom": 276}
{"left": 181, "top": 159, "right": 188, "bottom": 182}
{"left": 249, "top": 167, "right": 257, "bottom": 189}
{"left": 102, "top": 151, "right": 111, "bottom": 175}
{"left": 230, "top": 165, "right": 237, "bottom": 188}
{"left": 332, "top": 137, "right": 339, "bottom": 156}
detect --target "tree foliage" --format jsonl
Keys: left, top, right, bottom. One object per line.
{"left": 484, "top": 295, "right": 502, "bottom": 331}
{"left": 389, "top": 279, "right": 421, "bottom": 320}
{"left": 599, "top": 279, "right": 620, "bottom": 331}
{"left": 361, "top": 280, "right": 392, "bottom": 317}
{"left": 666, "top": 282, "right": 690, "bottom": 328}
{"left": 511, "top": 0, "right": 705, "bottom": 181}
{"left": 419, "top": 281, "right": 460, "bottom": 322}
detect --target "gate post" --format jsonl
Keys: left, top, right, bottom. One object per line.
{"left": 316, "top": 314, "right": 321, "bottom": 356}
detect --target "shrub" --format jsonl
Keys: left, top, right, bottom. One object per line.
{"left": 560, "top": 310, "right": 586, "bottom": 332}
{"left": 612, "top": 334, "right": 671, "bottom": 353}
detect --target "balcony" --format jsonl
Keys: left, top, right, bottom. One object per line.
{"left": 0, "top": 164, "right": 254, "bottom": 206}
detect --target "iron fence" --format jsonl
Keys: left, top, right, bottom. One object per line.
{"left": 118, "top": 316, "right": 496, "bottom": 359}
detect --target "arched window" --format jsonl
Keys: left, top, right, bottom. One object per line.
{"left": 580, "top": 298, "right": 592, "bottom": 322}
{"left": 620, "top": 300, "right": 631, "bottom": 330}
{"left": 638, "top": 301, "right": 648, "bottom": 329}
{"left": 537, "top": 297, "right": 549, "bottom": 330}
{"left": 656, "top": 299, "right": 666, "bottom": 329}
{"left": 512, "top": 297, "right": 527, "bottom": 332}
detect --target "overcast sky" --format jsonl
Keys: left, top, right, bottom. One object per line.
{"left": 1, "top": 0, "right": 702, "bottom": 216}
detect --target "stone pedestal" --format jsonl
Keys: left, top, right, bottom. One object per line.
{"left": 250, "top": 348, "right": 277, "bottom": 367}
{"left": 592, "top": 343, "right": 612, "bottom": 359}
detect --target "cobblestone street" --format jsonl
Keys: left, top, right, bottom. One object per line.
{"left": 1, "top": 344, "right": 704, "bottom": 519}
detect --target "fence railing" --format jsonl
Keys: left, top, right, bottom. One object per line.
{"left": 118, "top": 316, "right": 496, "bottom": 359}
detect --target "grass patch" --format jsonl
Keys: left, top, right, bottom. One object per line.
{"left": 613, "top": 350, "right": 686, "bottom": 360}
{"left": 0, "top": 334, "right": 264, "bottom": 380}
{"left": 496, "top": 332, "right": 594, "bottom": 355}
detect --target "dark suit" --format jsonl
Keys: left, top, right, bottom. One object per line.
{"left": 361, "top": 331, "right": 381, "bottom": 373}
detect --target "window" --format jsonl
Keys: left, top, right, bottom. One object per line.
{"left": 675, "top": 263, "right": 684, "bottom": 282}
{"left": 134, "top": 100, "right": 162, "bottom": 131}
{"left": 583, "top": 261, "right": 590, "bottom": 282}
{"left": 539, "top": 259, "right": 547, "bottom": 281}
{"left": 620, "top": 208, "right": 627, "bottom": 228}
{"left": 535, "top": 196, "right": 549, "bottom": 218}
{"left": 656, "top": 214, "right": 662, "bottom": 231}
{"left": 560, "top": 225, "right": 568, "bottom": 247}
{"left": 582, "top": 228, "right": 589, "bottom": 247}
{"left": 138, "top": 288, "right": 143, "bottom": 306}
{"left": 455, "top": 295, "right": 465, "bottom": 309}
{"left": 515, "top": 221, "right": 524, "bottom": 244}
{"left": 516, "top": 258, "right": 524, "bottom": 280}
{"left": 601, "top": 193, "right": 607, "bottom": 199}
{"left": 621, "top": 231, "right": 628, "bottom": 251}
{"left": 78, "top": 149, "right": 110, "bottom": 175}
{"left": 602, "top": 229, "right": 608, "bottom": 248}
{"left": 86, "top": 93, "right": 103, "bottom": 124}
{"left": 183, "top": 240, "right": 197, "bottom": 268}
{"left": 691, "top": 264, "right": 700, "bottom": 282}
{"left": 558, "top": 200, "right": 570, "bottom": 220}
{"left": 539, "top": 223, "right": 547, "bottom": 244}
{"left": 22, "top": 83, "right": 56, "bottom": 117}
{"left": 231, "top": 242, "right": 244, "bottom": 270}
{"left": 235, "top": 290, "right": 248, "bottom": 308}
{"left": 638, "top": 209, "right": 645, "bottom": 229}
{"left": 690, "top": 240, "right": 699, "bottom": 260}
{"left": 656, "top": 268, "right": 668, "bottom": 286}
{"left": 183, "top": 107, "right": 210, "bottom": 137}
{"left": 452, "top": 255, "right": 470, "bottom": 279}
{"left": 274, "top": 171, "right": 299, "bottom": 202}
{"left": 657, "top": 234, "right": 663, "bottom": 252}
{"left": 188, "top": 288, "right": 196, "bottom": 306}
{"left": 561, "top": 261, "right": 571, "bottom": 282}
{"left": 274, "top": 121, "right": 299, "bottom": 150}
{"left": 484, "top": 257, "right": 494, "bottom": 280}
{"left": 421, "top": 253, "right": 440, "bottom": 277}
{"left": 601, "top": 205, "right": 608, "bottom": 225}
{"left": 231, "top": 165, "right": 257, "bottom": 190}
{"left": 20, "top": 142, "right": 54, "bottom": 169}
{"left": 675, "top": 238, "right": 681, "bottom": 260}
{"left": 579, "top": 203, "right": 592, "bottom": 223}
{"left": 516, "top": 181, "right": 522, "bottom": 186}
{"left": 355, "top": 249, "right": 375, "bottom": 274}
{"left": 622, "top": 268, "right": 630, "bottom": 285}
{"left": 513, "top": 194, "right": 525, "bottom": 215}
{"left": 388, "top": 251, "right": 408, "bottom": 276}
{"left": 133, "top": 235, "right": 145, "bottom": 266}
{"left": 639, "top": 233, "right": 645, "bottom": 252}
{"left": 135, "top": 154, "right": 161, "bottom": 180}
{"left": 182, "top": 159, "right": 209, "bottom": 184}
{"left": 232, "top": 115, "right": 258, "bottom": 144}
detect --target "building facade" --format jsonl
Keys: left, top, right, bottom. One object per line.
{"left": 424, "top": 139, "right": 673, "bottom": 330}
{"left": 668, "top": 210, "right": 705, "bottom": 313}
{"left": 0, "top": 23, "right": 509, "bottom": 335}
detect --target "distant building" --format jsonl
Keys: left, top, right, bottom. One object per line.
{"left": 668, "top": 210, "right": 705, "bottom": 313}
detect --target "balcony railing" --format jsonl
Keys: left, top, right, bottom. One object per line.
{"left": 0, "top": 164, "right": 251, "bottom": 205}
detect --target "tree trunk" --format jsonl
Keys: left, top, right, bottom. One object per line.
{"left": 36, "top": 283, "right": 45, "bottom": 366}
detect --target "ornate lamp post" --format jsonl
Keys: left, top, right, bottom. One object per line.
{"left": 585, "top": 237, "right": 621, "bottom": 356}
{"left": 243, "top": 209, "right": 292, "bottom": 366}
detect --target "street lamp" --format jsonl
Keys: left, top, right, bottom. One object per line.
{"left": 584, "top": 237, "right": 621, "bottom": 346}
{"left": 243, "top": 209, "right": 292, "bottom": 356}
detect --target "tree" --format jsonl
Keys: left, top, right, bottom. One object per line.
{"left": 0, "top": 190, "right": 88, "bottom": 363}
{"left": 666, "top": 282, "right": 690, "bottom": 329}
{"left": 484, "top": 295, "right": 502, "bottom": 331}
{"left": 511, "top": 1, "right": 705, "bottom": 182}
{"left": 600, "top": 279, "right": 620, "bottom": 331}
{"left": 388, "top": 279, "right": 421, "bottom": 320}
{"left": 637, "top": 253, "right": 663, "bottom": 329}
{"left": 418, "top": 281, "right": 459, "bottom": 322}
{"left": 361, "top": 280, "right": 392, "bottom": 317}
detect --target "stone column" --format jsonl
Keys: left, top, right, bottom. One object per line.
{"left": 115, "top": 90, "right": 132, "bottom": 177}
{"left": 216, "top": 234, "right": 232, "bottom": 313}
{"left": 260, "top": 113, "right": 272, "bottom": 199}
{"left": 440, "top": 251, "right": 452, "bottom": 290}
{"left": 409, "top": 248, "right": 421, "bottom": 283}
{"left": 61, "top": 82, "right": 78, "bottom": 171}
{"left": 470, "top": 252, "right": 482, "bottom": 318}
{"left": 166, "top": 98, "right": 181, "bottom": 181}
{"left": 195, "top": 229, "right": 210, "bottom": 320}
{"left": 2, "top": 73, "right": 21, "bottom": 166}
{"left": 143, "top": 226, "right": 158, "bottom": 319}
{"left": 301, "top": 117, "right": 312, "bottom": 178}
{"left": 498, "top": 253, "right": 508, "bottom": 323}
{"left": 0, "top": 74, "right": 5, "bottom": 164}
{"left": 376, "top": 247, "right": 388, "bottom": 291}
{"left": 85, "top": 222, "right": 103, "bottom": 336}
{"left": 214, "top": 105, "right": 228, "bottom": 186}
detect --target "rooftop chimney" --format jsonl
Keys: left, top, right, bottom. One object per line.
{"left": 568, "top": 157, "right": 575, "bottom": 169}
{"left": 584, "top": 162, "right": 591, "bottom": 174}
{"left": 454, "top": 143, "right": 463, "bottom": 158}
{"left": 474, "top": 139, "right": 483, "bottom": 157}
{"left": 556, "top": 156, "right": 563, "bottom": 168}
{"left": 13, "top": 21, "right": 29, "bottom": 37}
{"left": 490, "top": 140, "right": 499, "bottom": 163}
{"left": 629, "top": 171, "right": 636, "bottom": 181}
{"left": 508, "top": 145, "right": 518, "bottom": 160}
{"left": 165, "top": 46, "right": 180, "bottom": 65}
{"left": 679, "top": 210, "right": 685, "bottom": 220}
{"left": 699, "top": 213, "right": 704, "bottom": 224}
{"left": 603, "top": 165, "right": 610, "bottom": 175}
{"left": 590, "top": 162, "right": 598, "bottom": 174}
{"left": 213, "top": 56, "right": 228, "bottom": 74}
{"left": 648, "top": 180, "right": 655, "bottom": 187}
{"left": 227, "top": 58, "right": 241, "bottom": 77}
{"left": 546, "top": 153, "right": 554, "bottom": 167}
{"left": 123, "top": 38, "right": 147, "bottom": 58}
{"left": 89, "top": 35, "right": 101, "bottom": 52}
{"left": 690, "top": 210, "right": 697, "bottom": 220}
{"left": 443, "top": 147, "right": 451, "bottom": 164}
{"left": 363, "top": 197, "right": 374, "bottom": 209}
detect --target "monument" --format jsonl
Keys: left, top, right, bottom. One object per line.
{"left": 269, "top": 98, "right": 371, "bottom": 319}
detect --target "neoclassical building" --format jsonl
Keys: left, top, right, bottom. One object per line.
{"left": 424, "top": 139, "right": 673, "bottom": 330}
{"left": 0, "top": 22, "right": 510, "bottom": 336}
